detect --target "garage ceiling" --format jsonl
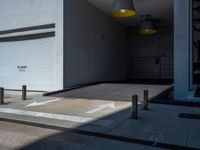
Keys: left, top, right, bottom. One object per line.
{"left": 87, "top": 0, "right": 174, "bottom": 27}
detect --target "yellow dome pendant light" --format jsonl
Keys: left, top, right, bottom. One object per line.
{"left": 140, "top": 15, "right": 157, "bottom": 35}
{"left": 112, "top": 0, "right": 136, "bottom": 17}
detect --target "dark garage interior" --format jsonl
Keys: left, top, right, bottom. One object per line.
{"left": 63, "top": 0, "right": 174, "bottom": 89}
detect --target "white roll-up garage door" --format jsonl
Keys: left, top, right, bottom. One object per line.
{"left": 0, "top": 37, "right": 56, "bottom": 90}
{"left": 0, "top": 0, "right": 61, "bottom": 91}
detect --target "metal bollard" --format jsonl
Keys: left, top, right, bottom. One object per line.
{"left": 0, "top": 88, "right": 4, "bottom": 105}
{"left": 131, "top": 95, "right": 138, "bottom": 119}
{"left": 22, "top": 85, "right": 27, "bottom": 100}
{"left": 143, "top": 90, "right": 149, "bottom": 111}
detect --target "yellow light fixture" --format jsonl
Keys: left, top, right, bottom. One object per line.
{"left": 140, "top": 15, "right": 157, "bottom": 35}
{"left": 112, "top": 0, "right": 136, "bottom": 17}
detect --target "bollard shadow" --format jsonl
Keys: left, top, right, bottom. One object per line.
{"left": 2, "top": 102, "right": 13, "bottom": 105}
{"left": 4, "top": 96, "right": 12, "bottom": 99}
{"left": 25, "top": 98, "right": 34, "bottom": 100}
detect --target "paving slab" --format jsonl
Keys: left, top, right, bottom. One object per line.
{"left": 0, "top": 121, "right": 169, "bottom": 150}
{"left": 109, "top": 104, "right": 197, "bottom": 148}
{"left": 186, "top": 119, "right": 200, "bottom": 149}
{"left": 0, "top": 121, "right": 96, "bottom": 150}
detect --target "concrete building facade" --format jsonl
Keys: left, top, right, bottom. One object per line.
{"left": 0, "top": 0, "right": 197, "bottom": 102}
{"left": 0, "top": 0, "right": 127, "bottom": 91}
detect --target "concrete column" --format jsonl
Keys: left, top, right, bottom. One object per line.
{"left": 56, "top": 0, "right": 64, "bottom": 90}
{"left": 174, "top": 0, "right": 191, "bottom": 100}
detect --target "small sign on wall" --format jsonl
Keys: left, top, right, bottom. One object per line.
{"left": 17, "top": 66, "right": 28, "bottom": 72}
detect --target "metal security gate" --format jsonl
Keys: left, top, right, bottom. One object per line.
{"left": 129, "top": 57, "right": 173, "bottom": 79}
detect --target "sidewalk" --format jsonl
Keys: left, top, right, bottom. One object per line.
{"left": 0, "top": 85, "right": 199, "bottom": 149}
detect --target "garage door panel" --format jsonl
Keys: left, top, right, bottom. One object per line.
{"left": 0, "top": 37, "right": 57, "bottom": 90}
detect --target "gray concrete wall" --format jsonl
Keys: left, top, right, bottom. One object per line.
{"left": 63, "top": 0, "right": 127, "bottom": 88}
{"left": 128, "top": 27, "right": 173, "bottom": 79}
{"left": 174, "top": 0, "right": 191, "bottom": 100}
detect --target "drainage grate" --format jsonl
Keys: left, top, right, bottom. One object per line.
{"left": 179, "top": 113, "right": 200, "bottom": 120}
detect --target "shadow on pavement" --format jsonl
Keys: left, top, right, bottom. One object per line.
{"left": 0, "top": 102, "right": 197, "bottom": 150}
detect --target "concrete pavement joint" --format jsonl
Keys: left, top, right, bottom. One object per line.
{"left": 185, "top": 119, "right": 192, "bottom": 147}
{"left": 152, "top": 129, "right": 165, "bottom": 146}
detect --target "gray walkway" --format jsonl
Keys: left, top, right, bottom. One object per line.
{"left": 0, "top": 83, "right": 199, "bottom": 149}
{"left": 0, "top": 121, "right": 166, "bottom": 150}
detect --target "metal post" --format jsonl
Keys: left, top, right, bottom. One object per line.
{"left": 143, "top": 90, "right": 149, "bottom": 111}
{"left": 0, "top": 88, "right": 4, "bottom": 105}
{"left": 131, "top": 95, "right": 138, "bottom": 119}
{"left": 22, "top": 85, "right": 27, "bottom": 100}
